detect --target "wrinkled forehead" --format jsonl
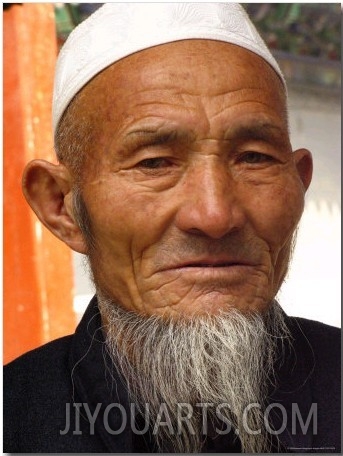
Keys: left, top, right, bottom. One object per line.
{"left": 76, "top": 39, "right": 286, "bottom": 108}
{"left": 53, "top": 3, "right": 285, "bottom": 134}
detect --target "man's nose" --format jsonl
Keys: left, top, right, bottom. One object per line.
{"left": 174, "top": 160, "right": 247, "bottom": 239}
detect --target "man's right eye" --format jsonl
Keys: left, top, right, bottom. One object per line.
{"left": 136, "top": 157, "right": 170, "bottom": 169}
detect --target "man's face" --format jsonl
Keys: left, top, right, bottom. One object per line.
{"left": 74, "top": 40, "right": 309, "bottom": 318}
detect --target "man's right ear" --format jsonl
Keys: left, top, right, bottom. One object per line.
{"left": 22, "top": 159, "right": 88, "bottom": 254}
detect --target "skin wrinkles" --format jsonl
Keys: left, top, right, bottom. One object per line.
{"left": 134, "top": 231, "right": 274, "bottom": 314}
{"left": 58, "top": 40, "right": 312, "bottom": 318}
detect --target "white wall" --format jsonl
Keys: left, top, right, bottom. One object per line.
{"left": 73, "top": 85, "right": 341, "bottom": 328}
{"left": 277, "top": 85, "right": 341, "bottom": 327}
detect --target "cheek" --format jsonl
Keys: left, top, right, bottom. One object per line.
{"left": 248, "top": 177, "right": 305, "bottom": 265}
{"left": 81, "top": 180, "right": 180, "bottom": 313}
{"left": 82, "top": 180, "right": 175, "bottom": 268}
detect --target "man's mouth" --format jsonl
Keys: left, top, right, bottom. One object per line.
{"left": 161, "top": 257, "right": 255, "bottom": 271}
{"left": 180, "top": 262, "right": 241, "bottom": 268}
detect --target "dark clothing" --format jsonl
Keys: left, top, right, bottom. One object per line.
{"left": 4, "top": 296, "right": 341, "bottom": 453}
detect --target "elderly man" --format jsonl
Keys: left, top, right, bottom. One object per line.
{"left": 4, "top": 3, "right": 340, "bottom": 453}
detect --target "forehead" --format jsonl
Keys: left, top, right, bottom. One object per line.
{"left": 85, "top": 39, "right": 283, "bottom": 92}
{"left": 74, "top": 40, "right": 286, "bottom": 136}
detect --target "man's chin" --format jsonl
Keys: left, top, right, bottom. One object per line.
{"left": 144, "top": 295, "right": 272, "bottom": 320}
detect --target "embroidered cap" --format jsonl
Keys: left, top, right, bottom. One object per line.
{"left": 53, "top": 3, "right": 285, "bottom": 133}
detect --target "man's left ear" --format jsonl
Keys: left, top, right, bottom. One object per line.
{"left": 22, "top": 159, "right": 87, "bottom": 254}
{"left": 293, "top": 148, "right": 313, "bottom": 192}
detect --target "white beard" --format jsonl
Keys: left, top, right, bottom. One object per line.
{"left": 99, "top": 298, "right": 290, "bottom": 453}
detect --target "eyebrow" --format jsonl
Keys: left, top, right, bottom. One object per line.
{"left": 122, "top": 128, "right": 194, "bottom": 149}
{"left": 224, "top": 123, "right": 288, "bottom": 144}
{"left": 126, "top": 129, "right": 177, "bottom": 145}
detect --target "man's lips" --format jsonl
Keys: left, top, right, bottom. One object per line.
{"left": 159, "top": 257, "right": 256, "bottom": 271}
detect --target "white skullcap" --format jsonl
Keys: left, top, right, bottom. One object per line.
{"left": 53, "top": 3, "right": 285, "bottom": 133}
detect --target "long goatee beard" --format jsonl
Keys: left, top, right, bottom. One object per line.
{"left": 99, "top": 298, "right": 290, "bottom": 453}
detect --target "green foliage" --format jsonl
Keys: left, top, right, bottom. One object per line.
{"left": 243, "top": 4, "right": 340, "bottom": 61}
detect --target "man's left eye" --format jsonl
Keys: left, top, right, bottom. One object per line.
{"left": 240, "top": 152, "right": 274, "bottom": 164}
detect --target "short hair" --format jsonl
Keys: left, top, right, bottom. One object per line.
{"left": 54, "top": 91, "right": 92, "bottom": 180}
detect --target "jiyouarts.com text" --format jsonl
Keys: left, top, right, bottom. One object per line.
{"left": 60, "top": 402, "right": 318, "bottom": 436}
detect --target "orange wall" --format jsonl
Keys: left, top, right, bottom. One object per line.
{"left": 4, "top": 4, "right": 76, "bottom": 364}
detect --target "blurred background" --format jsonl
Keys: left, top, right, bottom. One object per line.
{"left": 4, "top": 3, "right": 341, "bottom": 363}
